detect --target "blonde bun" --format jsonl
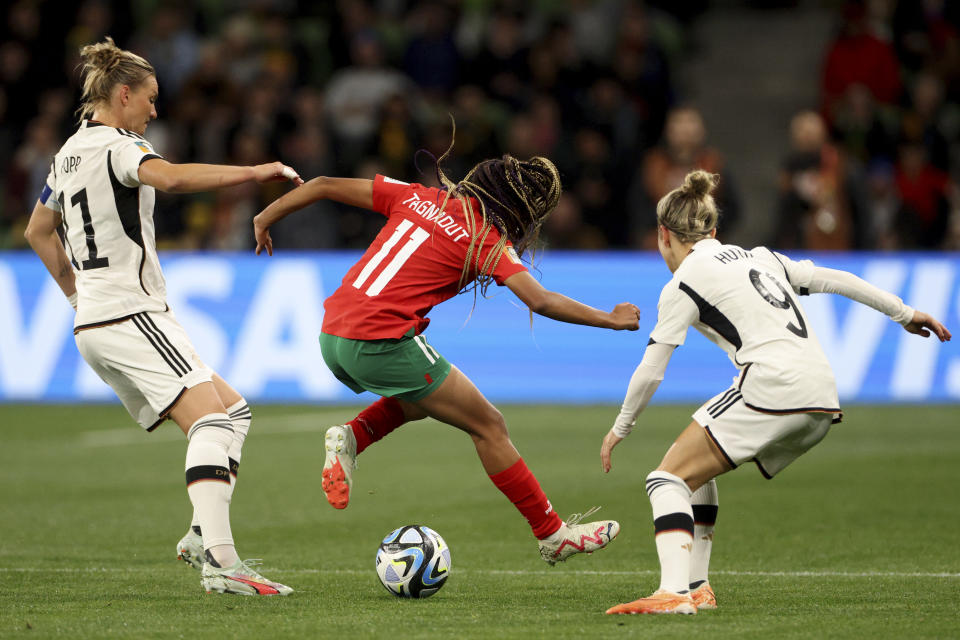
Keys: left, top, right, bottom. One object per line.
{"left": 682, "top": 169, "right": 718, "bottom": 199}
{"left": 655, "top": 169, "right": 720, "bottom": 243}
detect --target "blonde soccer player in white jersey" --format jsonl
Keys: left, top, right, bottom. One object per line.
{"left": 601, "top": 170, "right": 951, "bottom": 615}
{"left": 23, "top": 38, "right": 303, "bottom": 596}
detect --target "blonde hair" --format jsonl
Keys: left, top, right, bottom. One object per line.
{"left": 656, "top": 169, "right": 719, "bottom": 243}
{"left": 77, "top": 37, "right": 154, "bottom": 120}
{"left": 432, "top": 120, "right": 562, "bottom": 295}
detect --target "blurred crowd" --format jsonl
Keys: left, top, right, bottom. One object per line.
{"left": 777, "top": 0, "right": 960, "bottom": 250}
{"left": 1, "top": 0, "right": 959, "bottom": 252}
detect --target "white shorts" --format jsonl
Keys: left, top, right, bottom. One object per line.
{"left": 692, "top": 387, "right": 838, "bottom": 478}
{"left": 75, "top": 309, "right": 213, "bottom": 430}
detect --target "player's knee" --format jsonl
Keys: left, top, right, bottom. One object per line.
{"left": 469, "top": 407, "right": 508, "bottom": 442}
{"left": 645, "top": 470, "right": 692, "bottom": 500}
{"left": 396, "top": 398, "right": 428, "bottom": 422}
{"left": 187, "top": 413, "right": 235, "bottom": 449}
{"left": 485, "top": 407, "right": 509, "bottom": 438}
{"left": 225, "top": 397, "right": 252, "bottom": 430}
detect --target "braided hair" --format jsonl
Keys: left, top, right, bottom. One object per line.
{"left": 431, "top": 121, "right": 562, "bottom": 294}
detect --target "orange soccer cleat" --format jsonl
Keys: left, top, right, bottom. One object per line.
{"left": 690, "top": 582, "right": 717, "bottom": 610}
{"left": 605, "top": 589, "right": 697, "bottom": 615}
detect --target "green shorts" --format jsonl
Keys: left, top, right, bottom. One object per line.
{"left": 319, "top": 332, "right": 452, "bottom": 402}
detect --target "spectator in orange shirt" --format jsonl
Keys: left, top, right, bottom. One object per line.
{"left": 628, "top": 106, "right": 740, "bottom": 249}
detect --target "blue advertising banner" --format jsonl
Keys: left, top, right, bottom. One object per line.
{"left": 1, "top": 251, "right": 958, "bottom": 404}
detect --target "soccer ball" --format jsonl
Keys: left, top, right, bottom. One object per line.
{"left": 375, "top": 525, "right": 451, "bottom": 598}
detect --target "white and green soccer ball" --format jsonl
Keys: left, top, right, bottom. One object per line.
{"left": 375, "top": 525, "right": 451, "bottom": 598}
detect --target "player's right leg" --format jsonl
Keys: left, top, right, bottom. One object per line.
{"left": 180, "top": 374, "right": 252, "bottom": 567}
{"left": 74, "top": 311, "right": 290, "bottom": 595}
{"left": 606, "top": 420, "right": 730, "bottom": 615}
{"left": 167, "top": 383, "right": 291, "bottom": 596}
{"left": 690, "top": 478, "right": 718, "bottom": 609}
{"left": 321, "top": 397, "right": 424, "bottom": 508}
{"left": 317, "top": 332, "right": 430, "bottom": 509}
{"left": 411, "top": 365, "right": 619, "bottom": 565}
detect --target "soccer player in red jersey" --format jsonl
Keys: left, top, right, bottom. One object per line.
{"left": 253, "top": 152, "right": 640, "bottom": 564}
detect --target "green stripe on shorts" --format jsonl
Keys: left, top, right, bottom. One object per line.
{"left": 319, "top": 332, "right": 452, "bottom": 402}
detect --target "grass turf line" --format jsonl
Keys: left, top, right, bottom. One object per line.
{"left": 0, "top": 404, "right": 957, "bottom": 639}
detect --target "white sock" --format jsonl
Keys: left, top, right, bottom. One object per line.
{"left": 690, "top": 478, "right": 718, "bottom": 589}
{"left": 226, "top": 399, "right": 252, "bottom": 486}
{"left": 185, "top": 413, "right": 238, "bottom": 567}
{"left": 190, "top": 399, "right": 251, "bottom": 531}
{"left": 646, "top": 470, "right": 694, "bottom": 594}
{"left": 542, "top": 522, "right": 569, "bottom": 545}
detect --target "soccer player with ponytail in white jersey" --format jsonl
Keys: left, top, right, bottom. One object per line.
{"left": 24, "top": 38, "right": 303, "bottom": 596}
{"left": 602, "top": 170, "right": 951, "bottom": 615}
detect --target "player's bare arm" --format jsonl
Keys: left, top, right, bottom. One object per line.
{"left": 138, "top": 157, "right": 302, "bottom": 193}
{"left": 600, "top": 430, "right": 624, "bottom": 474}
{"left": 503, "top": 271, "right": 640, "bottom": 330}
{"left": 253, "top": 177, "right": 374, "bottom": 255}
{"left": 24, "top": 201, "right": 77, "bottom": 305}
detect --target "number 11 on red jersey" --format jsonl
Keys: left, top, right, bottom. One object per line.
{"left": 353, "top": 219, "right": 431, "bottom": 297}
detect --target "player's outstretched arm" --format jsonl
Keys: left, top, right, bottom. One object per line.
{"left": 503, "top": 271, "right": 640, "bottom": 330}
{"left": 601, "top": 341, "right": 674, "bottom": 472}
{"left": 903, "top": 310, "right": 952, "bottom": 341}
{"left": 138, "top": 158, "right": 303, "bottom": 194}
{"left": 803, "top": 266, "right": 951, "bottom": 342}
{"left": 253, "top": 177, "right": 373, "bottom": 256}
{"left": 24, "top": 201, "right": 77, "bottom": 308}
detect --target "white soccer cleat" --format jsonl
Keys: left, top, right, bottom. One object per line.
{"left": 538, "top": 507, "right": 620, "bottom": 566}
{"left": 201, "top": 559, "right": 293, "bottom": 596}
{"left": 176, "top": 527, "right": 204, "bottom": 570}
{"left": 322, "top": 424, "right": 357, "bottom": 509}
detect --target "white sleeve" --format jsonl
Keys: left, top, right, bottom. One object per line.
{"left": 772, "top": 250, "right": 914, "bottom": 325}
{"left": 806, "top": 266, "right": 915, "bottom": 325}
{"left": 112, "top": 137, "right": 163, "bottom": 187}
{"left": 611, "top": 341, "right": 676, "bottom": 438}
{"left": 770, "top": 250, "right": 816, "bottom": 293}
{"left": 648, "top": 281, "right": 698, "bottom": 346}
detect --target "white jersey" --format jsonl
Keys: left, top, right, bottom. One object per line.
{"left": 39, "top": 120, "right": 166, "bottom": 329}
{"left": 649, "top": 238, "right": 840, "bottom": 413}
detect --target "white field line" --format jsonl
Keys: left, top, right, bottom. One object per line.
{"left": 78, "top": 412, "right": 347, "bottom": 447}
{"left": 1, "top": 567, "right": 957, "bottom": 578}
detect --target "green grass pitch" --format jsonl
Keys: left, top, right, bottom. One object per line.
{"left": 1, "top": 403, "right": 957, "bottom": 639}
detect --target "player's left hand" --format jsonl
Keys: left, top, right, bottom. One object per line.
{"left": 253, "top": 219, "right": 273, "bottom": 256}
{"left": 601, "top": 429, "right": 624, "bottom": 473}
{"left": 904, "top": 310, "right": 952, "bottom": 342}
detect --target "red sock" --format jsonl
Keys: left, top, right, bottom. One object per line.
{"left": 489, "top": 458, "right": 563, "bottom": 539}
{"left": 349, "top": 397, "right": 407, "bottom": 454}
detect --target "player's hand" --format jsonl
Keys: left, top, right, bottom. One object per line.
{"left": 609, "top": 303, "right": 641, "bottom": 331}
{"left": 253, "top": 162, "right": 304, "bottom": 186}
{"left": 601, "top": 429, "right": 624, "bottom": 473}
{"left": 253, "top": 218, "right": 273, "bottom": 256}
{"left": 904, "top": 310, "right": 951, "bottom": 342}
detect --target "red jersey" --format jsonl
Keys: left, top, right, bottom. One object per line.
{"left": 322, "top": 174, "right": 528, "bottom": 340}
